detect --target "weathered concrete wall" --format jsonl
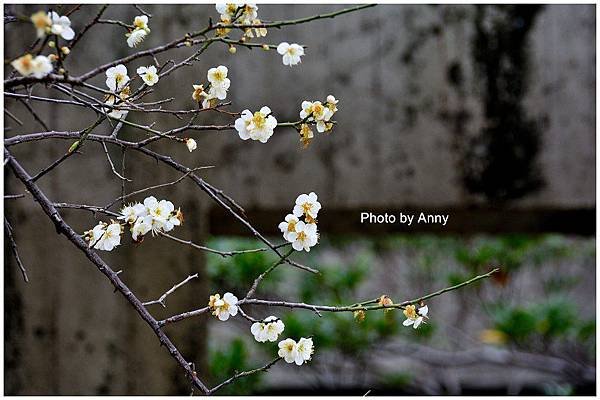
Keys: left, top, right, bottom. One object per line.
{"left": 4, "top": 4, "right": 595, "bottom": 395}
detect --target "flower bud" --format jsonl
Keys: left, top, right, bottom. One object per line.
{"left": 185, "top": 138, "right": 197, "bottom": 152}
{"left": 48, "top": 40, "right": 55, "bottom": 48}
{"left": 228, "top": 45, "right": 237, "bottom": 54}
{"left": 262, "top": 44, "right": 270, "bottom": 51}
{"left": 60, "top": 46, "right": 70, "bottom": 55}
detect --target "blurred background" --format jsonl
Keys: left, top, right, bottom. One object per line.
{"left": 4, "top": 3, "right": 595, "bottom": 395}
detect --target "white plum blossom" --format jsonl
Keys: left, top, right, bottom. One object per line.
{"left": 251, "top": 316, "right": 285, "bottom": 343}
{"left": 93, "top": 222, "right": 122, "bottom": 251}
{"left": 31, "top": 11, "right": 52, "bottom": 38}
{"left": 104, "top": 93, "right": 129, "bottom": 120}
{"left": 144, "top": 196, "right": 178, "bottom": 233}
{"left": 278, "top": 337, "right": 314, "bottom": 365}
{"left": 137, "top": 65, "right": 159, "bottom": 86}
{"left": 234, "top": 106, "right": 277, "bottom": 143}
{"left": 185, "top": 138, "right": 197, "bottom": 152}
{"left": 277, "top": 42, "right": 304, "bottom": 66}
{"left": 278, "top": 338, "right": 298, "bottom": 364}
{"left": 105, "top": 64, "right": 129, "bottom": 92}
{"left": 49, "top": 11, "right": 75, "bottom": 40}
{"left": 133, "top": 15, "right": 150, "bottom": 32}
{"left": 300, "top": 101, "right": 334, "bottom": 133}
{"left": 216, "top": 3, "right": 258, "bottom": 24}
{"left": 289, "top": 221, "right": 318, "bottom": 252}
{"left": 293, "top": 192, "right": 321, "bottom": 220}
{"left": 207, "top": 65, "right": 230, "bottom": 100}
{"left": 402, "top": 304, "right": 429, "bottom": 329}
{"left": 127, "top": 28, "right": 147, "bottom": 48}
{"left": 295, "top": 337, "right": 314, "bottom": 365}
{"left": 84, "top": 222, "right": 107, "bottom": 248}
{"left": 118, "top": 203, "right": 146, "bottom": 224}
{"left": 209, "top": 292, "right": 238, "bottom": 321}
{"left": 192, "top": 84, "right": 208, "bottom": 103}
{"left": 278, "top": 214, "right": 299, "bottom": 242}
{"left": 11, "top": 54, "right": 53, "bottom": 78}
{"left": 131, "top": 215, "right": 152, "bottom": 242}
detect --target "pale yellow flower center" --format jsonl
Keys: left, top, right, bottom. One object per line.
{"left": 287, "top": 220, "right": 296, "bottom": 233}
{"left": 403, "top": 305, "right": 417, "bottom": 319}
{"left": 297, "top": 231, "right": 307, "bottom": 242}
{"left": 212, "top": 71, "right": 225, "bottom": 82}
{"left": 302, "top": 202, "right": 312, "bottom": 214}
{"left": 313, "top": 104, "right": 325, "bottom": 119}
{"left": 251, "top": 112, "right": 266, "bottom": 129}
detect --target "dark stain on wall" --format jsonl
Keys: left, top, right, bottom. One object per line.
{"left": 462, "top": 5, "right": 545, "bottom": 204}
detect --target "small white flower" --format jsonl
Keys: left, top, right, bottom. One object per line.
{"left": 278, "top": 214, "right": 300, "bottom": 242}
{"left": 84, "top": 222, "right": 106, "bottom": 248}
{"left": 11, "top": 54, "right": 53, "bottom": 78}
{"left": 104, "top": 94, "right": 129, "bottom": 120}
{"left": 105, "top": 64, "right": 129, "bottom": 92}
{"left": 216, "top": 3, "right": 258, "bottom": 24}
{"left": 127, "top": 28, "right": 147, "bottom": 48}
{"left": 207, "top": 65, "right": 230, "bottom": 100}
{"left": 251, "top": 316, "right": 285, "bottom": 343}
{"left": 277, "top": 42, "right": 304, "bottom": 66}
{"left": 192, "top": 84, "right": 208, "bottom": 103}
{"left": 137, "top": 65, "right": 159, "bottom": 86}
{"left": 49, "top": 11, "right": 75, "bottom": 40}
{"left": 94, "top": 222, "right": 122, "bottom": 251}
{"left": 234, "top": 106, "right": 277, "bottom": 143}
{"left": 131, "top": 215, "right": 152, "bottom": 241}
{"left": 118, "top": 203, "right": 147, "bottom": 224}
{"left": 299, "top": 101, "right": 333, "bottom": 131}
{"left": 289, "top": 221, "right": 318, "bottom": 252}
{"left": 293, "top": 192, "right": 321, "bottom": 219}
{"left": 31, "top": 11, "right": 52, "bottom": 38}
{"left": 185, "top": 138, "right": 197, "bottom": 152}
{"left": 295, "top": 337, "right": 314, "bottom": 365}
{"left": 209, "top": 292, "right": 238, "bottom": 321}
{"left": 278, "top": 338, "right": 298, "bottom": 364}
{"left": 133, "top": 15, "right": 150, "bottom": 32}
{"left": 402, "top": 304, "right": 429, "bottom": 329}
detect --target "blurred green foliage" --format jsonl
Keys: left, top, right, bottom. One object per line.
{"left": 490, "top": 297, "right": 595, "bottom": 346}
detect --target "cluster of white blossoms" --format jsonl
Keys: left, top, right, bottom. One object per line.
{"left": 278, "top": 337, "right": 314, "bottom": 366}
{"left": 297, "top": 95, "right": 339, "bottom": 148}
{"left": 234, "top": 106, "right": 278, "bottom": 143}
{"left": 191, "top": 65, "right": 231, "bottom": 109}
{"left": 104, "top": 64, "right": 131, "bottom": 119}
{"left": 207, "top": 291, "right": 315, "bottom": 365}
{"left": 11, "top": 54, "right": 53, "bottom": 78}
{"left": 278, "top": 192, "right": 320, "bottom": 252}
{"left": 276, "top": 43, "right": 304, "bottom": 66}
{"left": 84, "top": 221, "right": 123, "bottom": 251}
{"left": 31, "top": 10, "right": 75, "bottom": 40}
{"left": 120, "top": 196, "right": 183, "bottom": 241}
{"left": 251, "top": 316, "right": 285, "bottom": 342}
{"left": 84, "top": 196, "right": 182, "bottom": 251}
{"left": 208, "top": 292, "right": 239, "bottom": 321}
{"left": 402, "top": 304, "right": 429, "bottom": 329}
{"left": 215, "top": 3, "right": 266, "bottom": 39}
{"left": 127, "top": 15, "right": 150, "bottom": 48}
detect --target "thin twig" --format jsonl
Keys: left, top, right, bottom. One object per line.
{"left": 143, "top": 273, "right": 199, "bottom": 307}
{"left": 5, "top": 217, "right": 29, "bottom": 283}
{"left": 208, "top": 358, "right": 281, "bottom": 394}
